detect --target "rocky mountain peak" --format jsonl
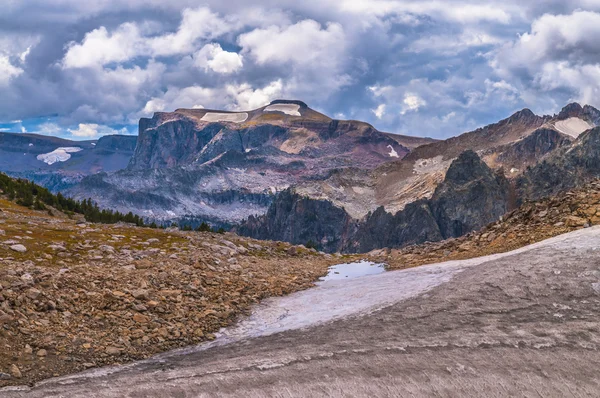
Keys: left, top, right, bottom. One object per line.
{"left": 557, "top": 102, "right": 584, "bottom": 120}
{"left": 510, "top": 108, "right": 536, "bottom": 121}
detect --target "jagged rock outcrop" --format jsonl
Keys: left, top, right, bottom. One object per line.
{"left": 350, "top": 150, "right": 511, "bottom": 252}
{"left": 491, "top": 128, "right": 571, "bottom": 171}
{"left": 428, "top": 150, "right": 510, "bottom": 239}
{"left": 237, "top": 189, "right": 357, "bottom": 253}
{"left": 517, "top": 126, "right": 600, "bottom": 201}
{"left": 240, "top": 151, "right": 511, "bottom": 253}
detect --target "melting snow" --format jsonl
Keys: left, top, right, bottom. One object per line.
{"left": 36, "top": 147, "right": 83, "bottom": 165}
{"left": 387, "top": 144, "right": 399, "bottom": 158}
{"left": 264, "top": 104, "right": 301, "bottom": 116}
{"left": 554, "top": 117, "right": 593, "bottom": 138}
{"left": 201, "top": 112, "right": 248, "bottom": 123}
{"left": 319, "top": 261, "right": 385, "bottom": 282}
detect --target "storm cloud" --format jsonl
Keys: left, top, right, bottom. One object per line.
{"left": 1, "top": 0, "right": 600, "bottom": 139}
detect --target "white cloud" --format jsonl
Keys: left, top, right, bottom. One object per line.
{"left": 227, "top": 80, "right": 284, "bottom": 110}
{"left": 194, "top": 43, "right": 243, "bottom": 74}
{"left": 493, "top": 10, "right": 600, "bottom": 108}
{"left": 372, "top": 104, "right": 386, "bottom": 119}
{"left": 0, "top": 55, "right": 23, "bottom": 85}
{"left": 37, "top": 122, "right": 62, "bottom": 135}
{"left": 68, "top": 123, "right": 126, "bottom": 137}
{"left": 336, "top": 1, "right": 513, "bottom": 24}
{"left": 401, "top": 93, "right": 426, "bottom": 114}
{"left": 409, "top": 30, "right": 502, "bottom": 54}
{"left": 63, "top": 24, "right": 143, "bottom": 68}
{"left": 141, "top": 85, "right": 217, "bottom": 116}
{"left": 238, "top": 20, "right": 345, "bottom": 66}
{"left": 63, "top": 7, "right": 231, "bottom": 68}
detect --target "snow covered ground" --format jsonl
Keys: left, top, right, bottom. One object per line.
{"left": 201, "top": 112, "right": 248, "bottom": 123}
{"left": 387, "top": 144, "right": 399, "bottom": 158}
{"left": 554, "top": 117, "right": 593, "bottom": 138}
{"left": 36, "top": 147, "right": 83, "bottom": 165}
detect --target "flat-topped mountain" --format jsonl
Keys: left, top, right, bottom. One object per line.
{"left": 129, "top": 99, "right": 415, "bottom": 170}
{"left": 67, "top": 100, "right": 430, "bottom": 223}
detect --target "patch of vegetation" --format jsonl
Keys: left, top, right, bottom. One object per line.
{"left": 0, "top": 172, "right": 147, "bottom": 227}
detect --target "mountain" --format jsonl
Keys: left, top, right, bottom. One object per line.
{"left": 67, "top": 100, "right": 430, "bottom": 223}
{"left": 240, "top": 103, "right": 600, "bottom": 252}
{"left": 0, "top": 132, "right": 136, "bottom": 191}
{"left": 7, "top": 101, "right": 600, "bottom": 254}
{"left": 239, "top": 151, "right": 512, "bottom": 253}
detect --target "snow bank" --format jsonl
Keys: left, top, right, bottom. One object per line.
{"left": 554, "top": 117, "right": 593, "bottom": 138}
{"left": 201, "top": 112, "right": 248, "bottom": 123}
{"left": 264, "top": 104, "right": 301, "bottom": 116}
{"left": 36, "top": 147, "right": 83, "bottom": 165}
{"left": 387, "top": 145, "right": 399, "bottom": 158}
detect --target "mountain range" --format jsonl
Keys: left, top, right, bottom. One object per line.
{"left": 2, "top": 100, "right": 600, "bottom": 253}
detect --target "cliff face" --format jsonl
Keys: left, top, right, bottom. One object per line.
{"left": 517, "top": 126, "right": 600, "bottom": 201}
{"left": 237, "top": 189, "right": 357, "bottom": 253}
{"left": 72, "top": 100, "right": 412, "bottom": 222}
{"left": 428, "top": 150, "right": 510, "bottom": 240}
{"left": 350, "top": 150, "right": 510, "bottom": 253}
{"left": 239, "top": 151, "right": 512, "bottom": 253}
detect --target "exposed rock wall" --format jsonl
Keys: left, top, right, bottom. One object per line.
{"left": 239, "top": 151, "right": 512, "bottom": 253}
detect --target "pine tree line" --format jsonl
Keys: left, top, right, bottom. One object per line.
{"left": 0, "top": 172, "right": 145, "bottom": 226}
{"left": 0, "top": 172, "right": 227, "bottom": 232}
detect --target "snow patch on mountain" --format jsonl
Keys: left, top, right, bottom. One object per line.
{"left": 264, "top": 104, "right": 301, "bottom": 116}
{"left": 201, "top": 112, "right": 248, "bottom": 123}
{"left": 387, "top": 145, "right": 399, "bottom": 158}
{"left": 554, "top": 117, "right": 593, "bottom": 138}
{"left": 37, "top": 147, "right": 83, "bottom": 165}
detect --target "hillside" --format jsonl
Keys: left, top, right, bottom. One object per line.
{"left": 0, "top": 177, "right": 340, "bottom": 387}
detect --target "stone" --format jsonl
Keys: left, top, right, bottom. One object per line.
{"left": 10, "top": 244, "right": 27, "bottom": 253}
{"left": 24, "top": 345, "right": 33, "bottom": 355}
{"left": 105, "top": 346, "right": 122, "bottom": 355}
{"left": 10, "top": 364, "right": 22, "bottom": 378}
{"left": 37, "top": 349, "right": 47, "bottom": 357}
{"left": 132, "top": 289, "right": 149, "bottom": 300}
{"left": 26, "top": 288, "right": 42, "bottom": 300}
{"left": 133, "top": 313, "right": 149, "bottom": 323}
{"left": 20, "top": 273, "right": 34, "bottom": 284}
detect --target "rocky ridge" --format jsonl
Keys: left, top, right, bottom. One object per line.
{"left": 372, "top": 178, "right": 600, "bottom": 270}
{"left": 240, "top": 151, "right": 512, "bottom": 253}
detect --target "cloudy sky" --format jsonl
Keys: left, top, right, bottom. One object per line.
{"left": 1, "top": 0, "right": 600, "bottom": 140}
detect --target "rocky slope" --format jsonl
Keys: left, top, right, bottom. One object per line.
{"left": 369, "top": 177, "right": 600, "bottom": 271}
{"left": 517, "top": 126, "right": 600, "bottom": 200}
{"left": 293, "top": 104, "right": 579, "bottom": 219}
{"left": 239, "top": 151, "right": 512, "bottom": 253}
{"left": 67, "top": 100, "right": 426, "bottom": 223}
{"left": 0, "top": 133, "right": 136, "bottom": 192}
{"left": 239, "top": 103, "right": 600, "bottom": 253}
{"left": 0, "top": 195, "right": 339, "bottom": 387}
